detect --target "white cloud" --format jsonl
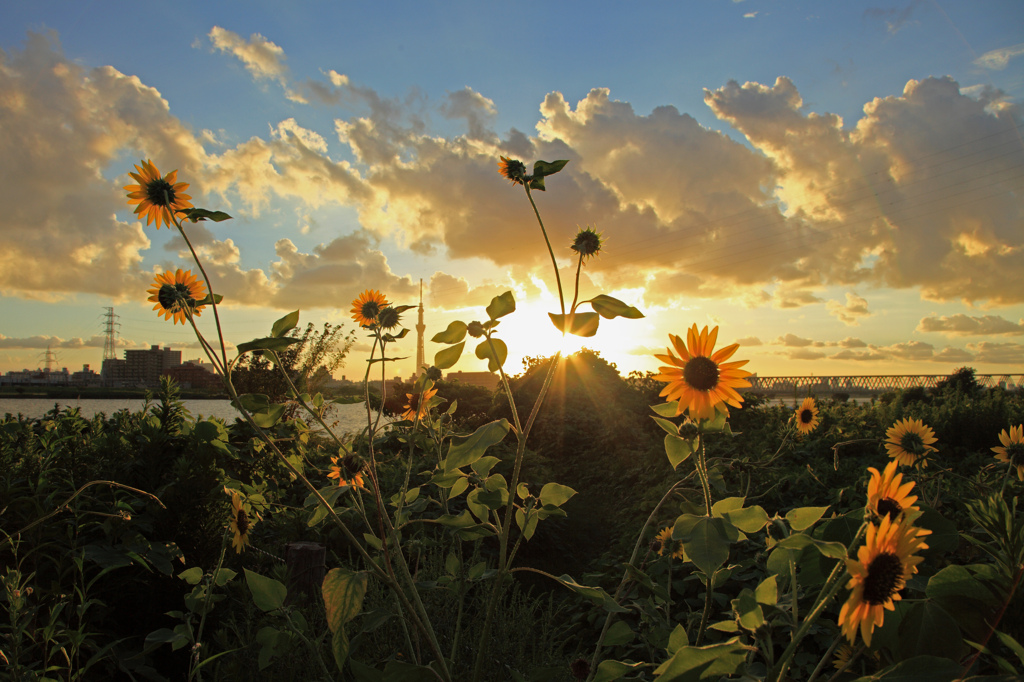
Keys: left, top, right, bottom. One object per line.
{"left": 917, "top": 314, "right": 1024, "bottom": 336}
{"left": 967, "top": 341, "right": 1024, "bottom": 364}
{"left": 974, "top": 43, "right": 1024, "bottom": 71}
{"left": 208, "top": 26, "right": 288, "bottom": 84}
{"left": 827, "top": 293, "right": 870, "bottom": 325}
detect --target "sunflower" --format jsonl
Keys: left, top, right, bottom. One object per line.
{"left": 884, "top": 418, "right": 938, "bottom": 468}
{"left": 147, "top": 269, "right": 207, "bottom": 325}
{"left": 228, "top": 491, "right": 258, "bottom": 554}
{"left": 795, "top": 397, "right": 819, "bottom": 435}
{"left": 571, "top": 226, "right": 603, "bottom": 261}
{"left": 402, "top": 387, "right": 438, "bottom": 422}
{"left": 837, "top": 514, "right": 930, "bottom": 646}
{"left": 992, "top": 424, "right": 1024, "bottom": 481}
{"left": 498, "top": 156, "right": 527, "bottom": 185}
{"left": 866, "top": 460, "right": 918, "bottom": 523}
{"left": 653, "top": 325, "right": 752, "bottom": 420}
{"left": 654, "top": 526, "right": 686, "bottom": 560}
{"left": 124, "top": 159, "right": 193, "bottom": 229}
{"left": 350, "top": 289, "right": 389, "bottom": 327}
{"left": 832, "top": 642, "right": 856, "bottom": 671}
{"left": 328, "top": 454, "right": 365, "bottom": 489}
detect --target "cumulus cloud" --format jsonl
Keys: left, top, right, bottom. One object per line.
{"left": 0, "top": 334, "right": 106, "bottom": 349}
{"left": 784, "top": 347, "right": 827, "bottom": 360}
{"left": 827, "top": 293, "right": 870, "bottom": 325}
{"left": 974, "top": 43, "right": 1024, "bottom": 71}
{"left": 839, "top": 336, "right": 867, "bottom": 348}
{"left": 917, "top": 314, "right": 1024, "bottom": 336}
{"left": 735, "top": 336, "right": 763, "bottom": 346}
{"left": 967, "top": 341, "right": 1024, "bottom": 364}
{"left": 0, "top": 33, "right": 204, "bottom": 301}
{"left": 932, "top": 346, "right": 974, "bottom": 362}
{"left": 774, "top": 333, "right": 823, "bottom": 347}
{"left": 831, "top": 348, "right": 889, "bottom": 362}
{"left": 208, "top": 27, "right": 288, "bottom": 84}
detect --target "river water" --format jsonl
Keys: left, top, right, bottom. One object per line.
{"left": 0, "top": 398, "right": 381, "bottom": 435}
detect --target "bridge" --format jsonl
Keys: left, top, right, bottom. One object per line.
{"left": 743, "top": 374, "right": 1023, "bottom": 397}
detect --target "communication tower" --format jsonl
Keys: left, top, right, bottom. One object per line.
{"left": 415, "top": 279, "right": 426, "bottom": 377}
{"left": 102, "top": 307, "right": 120, "bottom": 361}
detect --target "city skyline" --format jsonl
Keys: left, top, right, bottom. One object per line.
{"left": 1, "top": 1, "right": 1023, "bottom": 381}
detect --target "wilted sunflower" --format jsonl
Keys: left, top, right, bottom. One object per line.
{"left": 837, "top": 514, "right": 930, "bottom": 646}
{"left": 350, "top": 289, "right": 388, "bottom": 327}
{"left": 228, "top": 491, "right": 258, "bottom": 554}
{"left": 867, "top": 460, "right": 918, "bottom": 523}
{"left": 654, "top": 526, "right": 685, "bottom": 560}
{"left": 124, "top": 159, "right": 193, "bottom": 229}
{"left": 402, "top": 387, "right": 438, "bottom": 422}
{"left": 653, "top": 325, "right": 752, "bottom": 420}
{"left": 328, "top": 454, "right": 365, "bottom": 489}
{"left": 795, "top": 397, "right": 819, "bottom": 435}
{"left": 497, "top": 156, "right": 527, "bottom": 185}
{"left": 884, "top": 418, "right": 938, "bottom": 468}
{"left": 992, "top": 424, "right": 1024, "bottom": 481}
{"left": 147, "top": 269, "right": 207, "bottom": 325}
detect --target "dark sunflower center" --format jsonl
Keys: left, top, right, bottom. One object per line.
{"left": 236, "top": 509, "right": 249, "bottom": 535}
{"left": 900, "top": 432, "right": 925, "bottom": 454}
{"left": 863, "top": 551, "right": 903, "bottom": 604}
{"left": 342, "top": 455, "right": 363, "bottom": 475}
{"left": 146, "top": 178, "right": 175, "bottom": 206}
{"left": 377, "top": 306, "right": 400, "bottom": 329}
{"left": 876, "top": 498, "right": 903, "bottom": 521}
{"left": 157, "top": 283, "right": 195, "bottom": 311}
{"left": 799, "top": 408, "right": 815, "bottom": 424}
{"left": 683, "top": 356, "right": 719, "bottom": 391}
{"left": 360, "top": 301, "right": 381, "bottom": 320}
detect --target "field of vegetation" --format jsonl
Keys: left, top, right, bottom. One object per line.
{"left": 3, "top": 157, "right": 1022, "bottom": 682}
{"left": 2, "top": 365, "right": 1022, "bottom": 681}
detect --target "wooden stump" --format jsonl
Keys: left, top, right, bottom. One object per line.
{"left": 285, "top": 541, "right": 326, "bottom": 607}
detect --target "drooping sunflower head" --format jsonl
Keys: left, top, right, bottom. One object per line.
{"left": 992, "top": 424, "right": 1024, "bottom": 481}
{"left": 498, "top": 156, "right": 527, "bottom": 185}
{"left": 350, "top": 289, "right": 389, "bottom": 327}
{"left": 653, "top": 325, "right": 752, "bottom": 420}
{"left": 147, "top": 269, "right": 207, "bottom": 325}
{"left": 838, "top": 515, "right": 930, "bottom": 646}
{"left": 884, "top": 418, "right": 938, "bottom": 468}
{"left": 795, "top": 397, "right": 819, "bottom": 435}
{"left": 124, "top": 159, "right": 194, "bottom": 229}
{"left": 376, "top": 305, "right": 401, "bottom": 331}
{"left": 653, "top": 526, "right": 685, "bottom": 560}
{"left": 227, "top": 490, "right": 258, "bottom": 554}
{"left": 867, "top": 461, "right": 918, "bottom": 524}
{"left": 402, "top": 387, "right": 438, "bottom": 423}
{"left": 571, "top": 226, "right": 603, "bottom": 262}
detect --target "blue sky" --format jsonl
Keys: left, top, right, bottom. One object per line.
{"left": 1, "top": 0, "right": 1023, "bottom": 381}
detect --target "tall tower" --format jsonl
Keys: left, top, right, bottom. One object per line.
{"left": 42, "top": 346, "right": 57, "bottom": 372}
{"left": 415, "top": 279, "right": 426, "bottom": 377}
{"left": 102, "top": 307, "right": 120, "bottom": 361}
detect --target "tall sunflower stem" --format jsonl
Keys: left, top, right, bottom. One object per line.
{"left": 523, "top": 184, "right": 565, "bottom": 315}
{"left": 570, "top": 254, "right": 583, "bottom": 314}
{"left": 695, "top": 573, "right": 714, "bottom": 646}
{"left": 171, "top": 211, "right": 228, "bottom": 370}
{"left": 472, "top": 352, "right": 562, "bottom": 682}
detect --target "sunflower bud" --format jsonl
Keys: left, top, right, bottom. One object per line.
{"left": 571, "top": 226, "right": 603, "bottom": 261}
{"left": 467, "top": 321, "right": 485, "bottom": 338}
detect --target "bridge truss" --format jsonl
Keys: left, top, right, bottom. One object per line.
{"left": 746, "top": 374, "right": 1023, "bottom": 395}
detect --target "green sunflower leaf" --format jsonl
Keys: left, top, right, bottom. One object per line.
{"left": 431, "top": 321, "right": 467, "bottom": 344}
{"left": 486, "top": 291, "right": 516, "bottom": 320}
{"left": 181, "top": 208, "right": 233, "bottom": 222}
{"left": 322, "top": 568, "right": 367, "bottom": 633}
{"left": 532, "top": 159, "right": 569, "bottom": 177}
{"left": 194, "top": 293, "right": 223, "bottom": 306}
{"left": 549, "top": 312, "right": 600, "bottom": 337}
{"left": 651, "top": 401, "right": 680, "bottom": 417}
{"left": 586, "top": 294, "right": 644, "bottom": 320}
{"left": 444, "top": 418, "right": 510, "bottom": 472}
{"left": 664, "top": 434, "right": 694, "bottom": 469}
{"left": 271, "top": 311, "right": 299, "bottom": 338}
{"left": 245, "top": 569, "right": 286, "bottom": 613}
{"left": 539, "top": 482, "right": 577, "bottom": 507}
{"left": 434, "top": 342, "right": 465, "bottom": 370}
{"left": 236, "top": 337, "right": 302, "bottom": 354}
{"left": 528, "top": 176, "right": 546, "bottom": 191}
{"left": 475, "top": 337, "right": 507, "bottom": 372}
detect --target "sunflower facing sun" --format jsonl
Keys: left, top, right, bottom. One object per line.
{"left": 992, "top": 424, "right": 1024, "bottom": 481}
{"left": 653, "top": 325, "right": 752, "bottom": 420}
{"left": 795, "top": 397, "right": 819, "bottom": 434}
{"left": 350, "top": 289, "right": 389, "bottom": 328}
{"left": 148, "top": 269, "right": 207, "bottom": 325}
{"left": 124, "top": 159, "right": 193, "bottom": 229}
{"left": 837, "top": 514, "right": 930, "bottom": 646}
{"left": 884, "top": 418, "right": 938, "bottom": 468}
